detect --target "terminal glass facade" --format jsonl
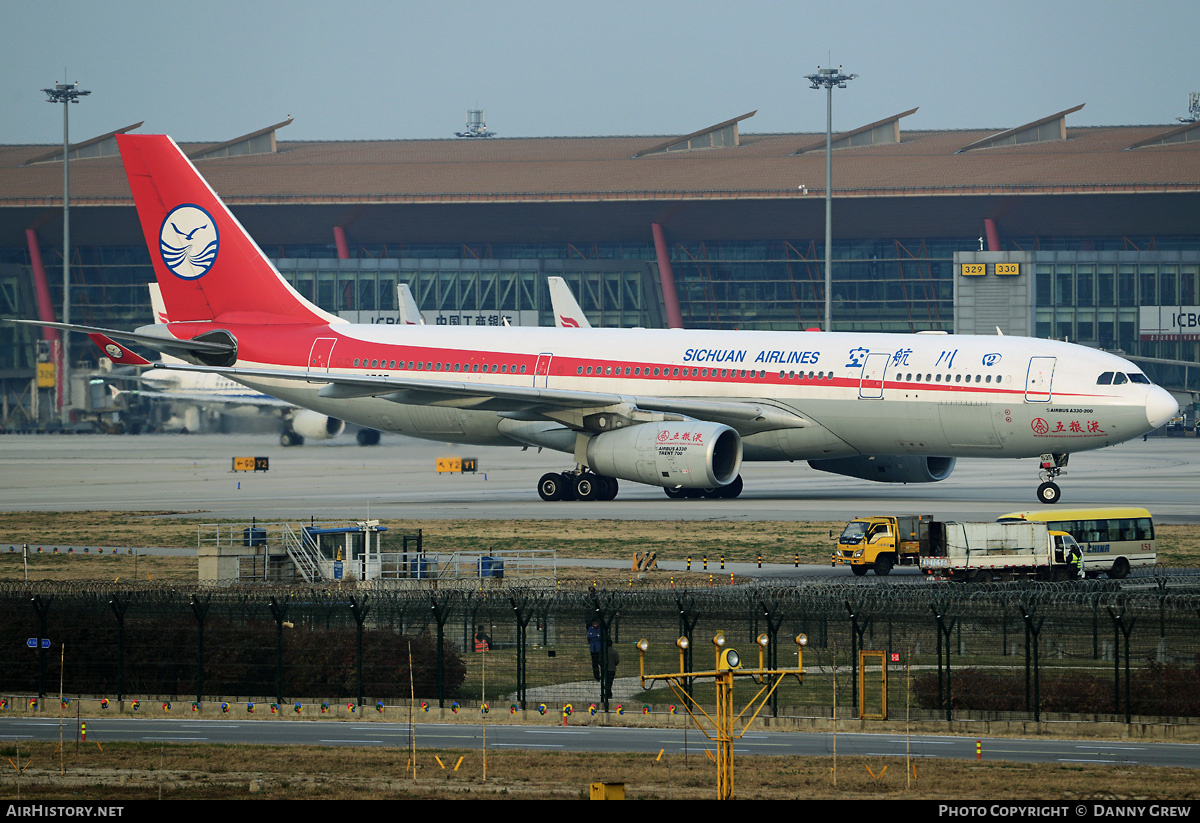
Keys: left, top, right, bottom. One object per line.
{"left": 5, "top": 236, "right": 1200, "bottom": 378}
{"left": 1033, "top": 253, "right": 1200, "bottom": 362}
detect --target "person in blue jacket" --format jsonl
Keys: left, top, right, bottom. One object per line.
{"left": 588, "top": 620, "right": 602, "bottom": 680}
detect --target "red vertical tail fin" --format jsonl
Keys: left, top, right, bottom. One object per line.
{"left": 116, "top": 134, "right": 338, "bottom": 326}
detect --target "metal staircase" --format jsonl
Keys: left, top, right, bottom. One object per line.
{"left": 283, "top": 524, "right": 321, "bottom": 583}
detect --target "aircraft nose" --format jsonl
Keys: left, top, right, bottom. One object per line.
{"left": 1145, "top": 386, "right": 1179, "bottom": 430}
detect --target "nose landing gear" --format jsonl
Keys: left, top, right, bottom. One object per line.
{"left": 1036, "top": 453, "right": 1068, "bottom": 504}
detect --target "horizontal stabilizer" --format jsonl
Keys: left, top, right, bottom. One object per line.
{"left": 5, "top": 318, "right": 235, "bottom": 361}
{"left": 87, "top": 333, "right": 153, "bottom": 366}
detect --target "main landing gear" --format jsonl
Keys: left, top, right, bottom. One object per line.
{"left": 663, "top": 474, "right": 743, "bottom": 500}
{"left": 536, "top": 469, "right": 746, "bottom": 502}
{"left": 537, "top": 468, "right": 620, "bottom": 502}
{"left": 1036, "top": 453, "right": 1068, "bottom": 504}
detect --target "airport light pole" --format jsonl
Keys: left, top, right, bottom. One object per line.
{"left": 42, "top": 81, "right": 90, "bottom": 426}
{"left": 805, "top": 66, "right": 856, "bottom": 333}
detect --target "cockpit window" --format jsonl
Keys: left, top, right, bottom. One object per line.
{"left": 1096, "top": 372, "right": 1113, "bottom": 385}
{"left": 1128, "top": 373, "right": 1151, "bottom": 384}
{"left": 1112, "top": 373, "right": 1128, "bottom": 385}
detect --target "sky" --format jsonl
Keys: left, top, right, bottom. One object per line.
{"left": 2, "top": 0, "right": 1197, "bottom": 145}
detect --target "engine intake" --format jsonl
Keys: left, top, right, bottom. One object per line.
{"left": 808, "top": 455, "right": 955, "bottom": 483}
{"left": 290, "top": 409, "right": 346, "bottom": 440}
{"left": 585, "top": 421, "right": 742, "bottom": 488}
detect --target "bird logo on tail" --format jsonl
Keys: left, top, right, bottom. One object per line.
{"left": 158, "top": 204, "right": 219, "bottom": 280}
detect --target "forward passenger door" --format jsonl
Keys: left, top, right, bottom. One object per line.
{"left": 1024, "top": 356, "right": 1055, "bottom": 402}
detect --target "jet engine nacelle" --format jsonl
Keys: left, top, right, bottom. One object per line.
{"left": 807, "top": 455, "right": 956, "bottom": 483}
{"left": 585, "top": 421, "right": 742, "bottom": 488}
{"left": 290, "top": 409, "right": 346, "bottom": 440}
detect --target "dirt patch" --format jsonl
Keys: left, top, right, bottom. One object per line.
{"left": 1, "top": 512, "right": 1195, "bottom": 584}
{"left": 3, "top": 740, "right": 1197, "bottom": 800}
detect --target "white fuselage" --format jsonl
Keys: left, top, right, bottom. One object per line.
{"left": 216, "top": 324, "right": 1174, "bottom": 461}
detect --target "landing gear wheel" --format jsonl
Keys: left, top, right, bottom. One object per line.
{"left": 1036, "top": 481, "right": 1061, "bottom": 505}
{"left": 280, "top": 430, "right": 304, "bottom": 447}
{"left": 599, "top": 476, "right": 619, "bottom": 501}
{"left": 850, "top": 564, "right": 869, "bottom": 576}
{"left": 356, "top": 428, "right": 381, "bottom": 446}
{"left": 538, "top": 473, "right": 566, "bottom": 501}
{"left": 664, "top": 486, "right": 685, "bottom": 499}
{"left": 720, "top": 474, "right": 744, "bottom": 499}
{"left": 1036, "top": 453, "right": 1067, "bottom": 505}
{"left": 574, "top": 474, "right": 602, "bottom": 501}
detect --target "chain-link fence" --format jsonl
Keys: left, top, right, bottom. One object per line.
{"left": 3, "top": 575, "right": 1199, "bottom": 723}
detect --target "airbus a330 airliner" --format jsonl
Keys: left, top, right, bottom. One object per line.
{"left": 12, "top": 135, "right": 1178, "bottom": 504}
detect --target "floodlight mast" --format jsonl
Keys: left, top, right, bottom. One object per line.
{"left": 42, "top": 81, "right": 91, "bottom": 425}
{"left": 804, "top": 66, "right": 856, "bottom": 333}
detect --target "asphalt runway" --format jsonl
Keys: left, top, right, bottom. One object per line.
{"left": 3, "top": 716, "right": 1198, "bottom": 769}
{"left": 1, "top": 431, "right": 1197, "bottom": 524}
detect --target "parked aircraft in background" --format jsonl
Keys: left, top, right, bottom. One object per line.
{"left": 548, "top": 276, "right": 591, "bottom": 329}
{"left": 396, "top": 283, "right": 424, "bottom": 326}
{"left": 9, "top": 135, "right": 1177, "bottom": 504}
{"left": 111, "top": 284, "right": 376, "bottom": 446}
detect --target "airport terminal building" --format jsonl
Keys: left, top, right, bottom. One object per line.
{"left": 2, "top": 106, "right": 1198, "bottom": 424}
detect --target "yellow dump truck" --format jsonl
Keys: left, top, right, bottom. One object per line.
{"left": 832, "top": 514, "right": 931, "bottom": 576}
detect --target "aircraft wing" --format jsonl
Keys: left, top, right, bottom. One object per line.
{"left": 135, "top": 382, "right": 294, "bottom": 408}
{"left": 150, "top": 362, "right": 810, "bottom": 431}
